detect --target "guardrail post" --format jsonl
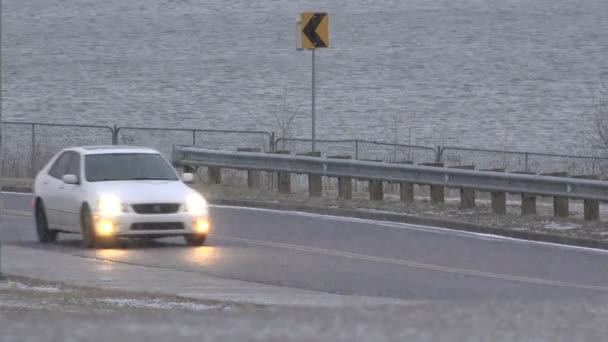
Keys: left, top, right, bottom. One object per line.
{"left": 513, "top": 171, "right": 537, "bottom": 215}
{"left": 450, "top": 165, "right": 476, "bottom": 209}
{"left": 391, "top": 161, "right": 414, "bottom": 203}
{"left": 573, "top": 175, "right": 601, "bottom": 221}
{"left": 369, "top": 179, "right": 383, "bottom": 201}
{"left": 237, "top": 148, "right": 262, "bottom": 189}
{"left": 584, "top": 199, "right": 600, "bottom": 221}
{"left": 362, "top": 159, "right": 383, "bottom": 200}
{"left": 521, "top": 194, "right": 537, "bottom": 216}
{"left": 208, "top": 167, "right": 222, "bottom": 185}
{"left": 273, "top": 150, "right": 291, "bottom": 194}
{"left": 297, "top": 152, "right": 322, "bottom": 197}
{"left": 481, "top": 168, "right": 506, "bottom": 215}
{"left": 541, "top": 172, "right": 569, "bottom": 218}
{"left": 420, "top": 162, "right": 444, "bottom": 205}
{"left": 329, "top": 155, "right": 352, "bottom": 200}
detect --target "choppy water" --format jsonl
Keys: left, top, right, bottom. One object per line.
{"left": 2, "top": 0, "right": 607, "bottom": 154}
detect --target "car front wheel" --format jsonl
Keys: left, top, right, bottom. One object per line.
{"left": 80, "top": 206, "right": 98, "bottom": 249}
{"left": 35, "top": 201, "right": 57, "bottom": 243}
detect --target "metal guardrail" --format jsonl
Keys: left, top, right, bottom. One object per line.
{"left": 440, "top": 146, "right": 608, "bottom": 176}
{"left": 173, "top": 146, "right": 608, "bottom": 202}
{"left": 275, "top": 138, "right": 439, "bottom": 163}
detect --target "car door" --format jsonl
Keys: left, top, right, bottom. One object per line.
{"left": 43, "top": 152, "right": 72, "bottom": 229}
{"left": 59, "top": 152, "right": 84, "bottom": 231}
{"left": 55, "top": 151, "right": 84, "bottom": 231}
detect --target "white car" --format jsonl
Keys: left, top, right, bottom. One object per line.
{"left": 33, "top": 146, "right": 210, "bottom": 248}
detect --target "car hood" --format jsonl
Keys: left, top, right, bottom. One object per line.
{"left": 87, "top": 180, "right": 198, "bottom": 204}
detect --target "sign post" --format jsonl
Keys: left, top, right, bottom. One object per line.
{"left": 0, "top": 64, "right": 5, "bottom": 286}
{"left": 300, "top": 12, "right": 329, "bottom": 152}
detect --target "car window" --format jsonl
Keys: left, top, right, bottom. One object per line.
{"left": 65, "top": 152, "right": 81, "bottom": 178}
{"left": 48, "top": 152, "right": 72, "bottom": 179}
{"left": 85, "top": 153, "right": 178, "bottom": 182}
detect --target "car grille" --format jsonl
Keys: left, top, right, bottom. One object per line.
{"left": 131, "top": 203, "right": 180, "bottom": 214}
{"left": 130, "top": 222, "right": 185, "bottom": 231}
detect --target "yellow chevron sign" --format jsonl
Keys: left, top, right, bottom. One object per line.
{"left": 301, "top": 12, "right": 329, "bottom": 49}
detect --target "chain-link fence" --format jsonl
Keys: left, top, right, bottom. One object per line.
{"left": 440, "top": 147, "right": 608, "bottom": 178}
{"left": 2, "top": 122, "right": 114, "bottom": 177}
{"left": 3, "top": 120, "right": 607, "bottom": 180}
{"left": 1, "top": 122, "right": 273, "bottom": 177}
{"left": 116, "top": 127, "right": 273, "bottom": 160}
{"left": 275, "top": 138, "right": 438, "bottom": 163}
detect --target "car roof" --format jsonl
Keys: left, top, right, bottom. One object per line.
{"left": 67, "top": 146, "right": 161, "bottom": 155}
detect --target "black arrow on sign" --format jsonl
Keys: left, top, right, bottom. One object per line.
{"left": 303, "top": 13, "right": 327, "bottom": 48}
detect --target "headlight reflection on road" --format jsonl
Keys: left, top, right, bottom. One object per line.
{"left": 94, "top": 248, "right": 129, "bottom": 272}
{"left": 185, "top": 246, "right": 218, "bottom": 266}
{"left": 96, "top": 248, "right": 128, "bottom": 260}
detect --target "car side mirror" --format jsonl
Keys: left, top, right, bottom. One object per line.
{"left": 182, "top": 173, "right": 194, "bottom": 183}
{"left": 62, "top": 174, "right": 79, "bottom": 185}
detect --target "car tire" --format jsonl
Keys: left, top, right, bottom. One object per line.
{"left": 184, "top": 234, "right": 206, "bottom": 246}
{"left": 35, "top": 201, "right": 58, "bottom": 243}
{"left": 80, "top": 206, "right": 98, "bottom": 249}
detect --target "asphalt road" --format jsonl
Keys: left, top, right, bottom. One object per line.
{"left": 2, "top": 192, "right": 608, "bottom": 302}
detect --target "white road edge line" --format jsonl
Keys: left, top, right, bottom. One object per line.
{"left": 212, "top": 204, "right": 608, "bottom": 255}
{"left": 214, "top": 234, "right": 608, "bottom": 293}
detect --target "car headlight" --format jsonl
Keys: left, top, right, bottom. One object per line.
{"left": 97, "top": 195, "right": 123, "bottom": 217}
{"left": 185, "top": 194, "right": 207, "bottom": 216}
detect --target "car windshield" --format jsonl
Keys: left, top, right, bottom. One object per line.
{"left": 85, "top": 153, "right": 178, "bottom": 182}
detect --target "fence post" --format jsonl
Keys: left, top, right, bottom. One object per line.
{"left": 436, "top": 146, "right": 443, "bottom": 163}
{"left": 269, "top": 132, "right": 275, "bottom": 153}
{"left": 31, "top": 124, "right": 36, "bottom": 177}
{"left": 192, "top": 130, "right": 196, "bottom": 146}
{"left": 355, "top": 140, "right": 359, "bottom": 160}
{"left": 524, "top": 153, "right": 529, "bottom": 173}
{"left": 112, "top": 125, "right": 118, "bottom": 145}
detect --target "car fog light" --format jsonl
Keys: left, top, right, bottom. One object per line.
{"left": 195, "top": 219, "right": 210, "bottom": 234}
{"left": 97, "top": 220, "right": 115, "bottom": 236}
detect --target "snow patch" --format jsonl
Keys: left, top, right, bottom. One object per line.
{"left": 542, "top": 222, "right": 579, "bottom": 231}
{"left": 96, "top": 298, "right": 223, "bottom": 311}
{"left": 13, "top": 282, "right": 64, "bottom": 293}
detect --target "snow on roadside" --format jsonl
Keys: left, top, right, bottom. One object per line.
{"left": 96, "top": 298, "right": 226, "bottom": 311}
{"left": 13, "top": 282, "right": 65, "bottom": 293}
{"left": 542, "top": 221, "right": 579, "bottom": 231}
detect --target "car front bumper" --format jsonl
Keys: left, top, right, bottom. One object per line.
{"left": 93, "top": 211, "right": 209, "bottom": 237}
